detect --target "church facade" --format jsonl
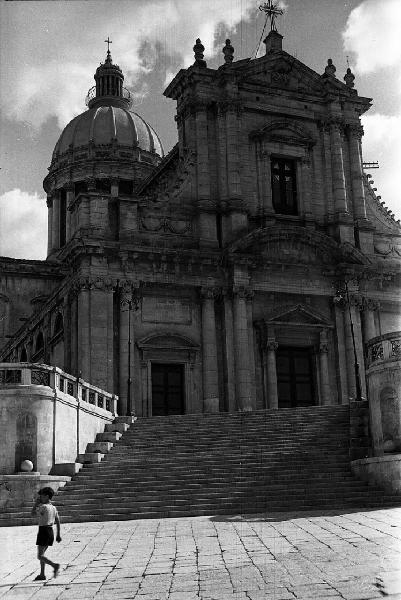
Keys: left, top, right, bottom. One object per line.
{"left": 1, "top": 31, "right": 400, "bottom": 422}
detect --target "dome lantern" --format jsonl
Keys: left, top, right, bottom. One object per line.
{"left": 86, "top": 38, "right": 131, "bottom": 110}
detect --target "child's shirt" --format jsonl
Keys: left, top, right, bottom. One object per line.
{"left": 35, "top": 502, "right": 59, "bottom": 526}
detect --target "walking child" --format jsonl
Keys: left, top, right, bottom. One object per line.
{"left": 31, "top": 486, "right": 61, "bottom": 581}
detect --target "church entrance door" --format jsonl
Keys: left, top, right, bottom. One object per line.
{"left": 151, "top": 363, "right": 184, "bottom": 416}
{"left": 276, "top": 347, "right": 315, "bottom": 408}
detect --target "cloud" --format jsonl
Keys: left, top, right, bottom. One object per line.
{"left": 1, "top": 0, "right": 254, "bottom": 130}
{"left": 343, "top": 0, "right": 401, "bottom": 217}
{"left": 343, "top": 0, "right": 401, "bottom": 74}
{"left": 0, "top": 189, "right": 47, "bottom": 260}
{"left": 361, "top": 113, "right": 401, "bottom": 215}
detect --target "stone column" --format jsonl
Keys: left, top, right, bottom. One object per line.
{"left": 334, "top": 303, "right": 349, "bottom": 404}
{"left": 348, "top": 124, "right": 367, "bottom": 220}
{"left": 195, "top": 103, "right": 211, "bottom": 201}
{"left": 330, "top": 120, "right": 348, "bottom": 215}
{"left": 119, "top": 285, "right": 136, "bottom": 416}
{"left": 77, "top": 282, "right": 91, "bottom": 382}
{"left": 319, "top": 330, "right": 332, "bottom": 405}
{"left": 201, "top": 287, "right": 219, "bottom": 412}
{"left": 266, "top": 339, "right": 279, "bottom": 409}
{"left": 343, "top": 304, "right": 357, "bottom": 400}
{"left": 246, "top": 291, "right": 256, "bottom": 409}
{"left": 216, "top": 106, "right": 228, "bottom": 203}
{"left": 362, "top": 298, "right": 377, "bottom": 343}
{"left": 256, "top": 147, "right": 273, "bottom": 216}
{"left": 223, "top": 292, "right": 236, "bottom": 413}
{"left": 300, "top": 154, "right": 313, "bottom": 220}
{"left": 233, "top": 287, "right": 252, "bottom": 411}
{"left": 65, "top": 183, "right": 74, "bottom": 243}
{"left": 52, "top": 191, "right": 60, "bottom": 251}
{"left": 47, "top": 196, "right": 53, "bottom": 256}
{"left": 320, "top": 122, "right": 334, "bottom": 219}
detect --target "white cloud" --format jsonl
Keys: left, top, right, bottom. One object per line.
{"left": 0, "top": 189, "right": 47, "bottom": 260}
{"left": 1, "top": 0, "right": 255, "bottom": 130}
{"left": 361, "top": 113, "right": 401, "bottom": 216}
{"left": 343, "top": 0, "right": 401, "bottom": 218}
{"left": 343, "top": 0, "right": 401, "bottom": 74}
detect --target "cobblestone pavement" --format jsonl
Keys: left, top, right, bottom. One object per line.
{"left": 1, "top": 508, "right": 401, "bottom": 600}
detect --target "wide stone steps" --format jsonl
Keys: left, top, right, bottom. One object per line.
{"left": 1, "top": 406, "right": 398, "bottom": 527}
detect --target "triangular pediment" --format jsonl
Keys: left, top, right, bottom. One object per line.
{"left": 266, "top": 304, "right": 331, "bottom": 327}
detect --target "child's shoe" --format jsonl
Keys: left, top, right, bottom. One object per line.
{"left": 34, "top": 574, "right": 46, "bottom": 581}
{"left": 54, "top": 564, "right": 60, "bottom": 578}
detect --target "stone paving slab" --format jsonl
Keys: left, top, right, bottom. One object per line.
{"left": 1, "top": 508, "right": 401, "bottom": 599}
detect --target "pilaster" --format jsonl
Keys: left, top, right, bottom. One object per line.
{"left": 233, "top": 286, "right": 253, "bottom": 411}
{"left": 201, "top": 287, "right": 219, "bottom": 412}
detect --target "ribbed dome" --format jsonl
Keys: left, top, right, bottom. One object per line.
{"left": 52, "top": 106, "right": 164, "bottom": 159}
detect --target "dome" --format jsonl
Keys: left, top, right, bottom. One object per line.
{"left": 52, "top": 106, "right": 164, "bottom": 160}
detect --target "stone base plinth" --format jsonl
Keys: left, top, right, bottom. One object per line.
{"left": 351, "top": 454, "right": 401, "bottom": 495}
{"left": 0, "top": 474, "right": 71, "bottom": 511}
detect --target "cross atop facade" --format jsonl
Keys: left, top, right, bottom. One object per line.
{"left": 259, "top": 1, "right": 284, "bottom": 32}
{"left": 104, "top": 37, "right": 112, "bottom": 53}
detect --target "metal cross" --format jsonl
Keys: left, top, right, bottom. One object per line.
{"left": 104, "top": 37, "right": 112, "bottom": 52}
{"left": 259, "top": 1, "right": 284, "bottom": 32}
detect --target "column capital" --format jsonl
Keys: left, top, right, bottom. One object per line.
{"left": 200, "top": 286, "right": 219, "bottom": 301}
{"left": 64, "top": 181, "right": 75, "bottom": 192}
{"left": 319, "top": 342, "right": 329, "bottom": 354}
{"left": 362, "top": 297, "right": 380, "bottom": 311}
{"left": 347, "top": 123, "right": 364, "bottom": 140}
{"left": 266, "top": 340, "right": 279, "bottom": 352}
{"left": 85, "top": 177, "right": 97, "bottom": 192}
{"left": 232, "top": 285, "right": 251, "bottom": 299}
{"left": 329, "top": 117, "right": 345, "bottom": 133}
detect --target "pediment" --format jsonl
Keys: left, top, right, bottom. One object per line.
{"left": 266, "top": 304, "right": 331, "bottom": 327}
{"left": 137, "top": 332, "right": 199, "bottom": 350}
{"left": 250, "top": 120, "right": 316, "bottom": 146}
{"left": 228, "top": 227, "right": 369, "bottom": 267}
{"left": 239, "top": 53, "right": 326, "bottom": 95}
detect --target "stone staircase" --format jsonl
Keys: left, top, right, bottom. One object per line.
{"left": 1, "top": 406, "right": 400, "bottom": 526}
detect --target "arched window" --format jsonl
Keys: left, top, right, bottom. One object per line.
{"left": 53, "top": 313, "right": 64, "bottom": 337}
{"left": 34, "top": 332, "right": 44, "bottom": 358}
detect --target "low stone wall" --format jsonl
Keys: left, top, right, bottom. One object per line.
{"left": 351, "top": 454, "right": 401, "bottom": 495}
{"left": 0, "top": 384, "right": 115, "bottom": 475}
{"left": 0, "top": 474, "right": 70, "bottom": 510}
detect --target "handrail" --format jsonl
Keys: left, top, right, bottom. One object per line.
{"left": 0, "top": 363, "right": 118, "bottom": 415}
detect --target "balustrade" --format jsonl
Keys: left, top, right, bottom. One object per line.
{"left": 366, "top": 332, "right": 401, "bottom": 368}
{"left": 0, "top": 363, "right": 117, "bottom": 415}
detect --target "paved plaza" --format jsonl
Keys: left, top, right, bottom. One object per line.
{"left": 1, "top": 508, "right": 401, "bottom": 600}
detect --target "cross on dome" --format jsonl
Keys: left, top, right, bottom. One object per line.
{"left": 259, "top": 1, "right": 284, "bottom": 32}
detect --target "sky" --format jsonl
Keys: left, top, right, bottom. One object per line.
{"left": 0, "top": 0, "right": 400, "bottom": 260}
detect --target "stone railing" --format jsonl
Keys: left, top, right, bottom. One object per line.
{"left": 0, "top": 363, "right": 118, "bottom": 415}
{"left": 366, "top": 331, "right": 401, "bottom": 368}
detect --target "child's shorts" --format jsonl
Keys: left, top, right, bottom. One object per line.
{"left": 36, "top": 526, "right": 54, "bottom": 546}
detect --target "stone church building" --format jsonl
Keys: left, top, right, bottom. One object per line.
{"left": 1, "top": 31, "right": 400, "bottom": 424}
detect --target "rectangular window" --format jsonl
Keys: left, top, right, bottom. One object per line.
{"left": 271, "top": 157, "right": 297, "bottom": 215}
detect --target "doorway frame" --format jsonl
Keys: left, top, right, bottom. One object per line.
{"left": 137, "top": 332, "right": 200, "bottom": 417}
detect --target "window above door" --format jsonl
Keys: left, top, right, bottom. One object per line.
{"left": 271, "top": 157, "right": 298, "bottom": 215}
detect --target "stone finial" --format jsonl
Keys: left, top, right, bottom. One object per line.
{"left": 223, "top": 39, "right": 234, "bottom": 64}
{"left": 344, "top": 67, "right": 355, "bottom": 88}
{"left": 325, "top": 58, "right": 336, "bottom": 77}
{"left": 193, "top": 38, "right": 207, "bottom": 67}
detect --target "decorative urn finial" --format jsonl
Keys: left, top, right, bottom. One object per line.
{"left": 344, "top": 67, "right": 355, "bottom": 88}
{"left": 193, "top": 38, "right": 207, "bottom": 67}
{"left": 325, "top": 58, "right": 336, "bottom": 77}
{"left": 223, "top": 39, "right": 234, "bottom": 64}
